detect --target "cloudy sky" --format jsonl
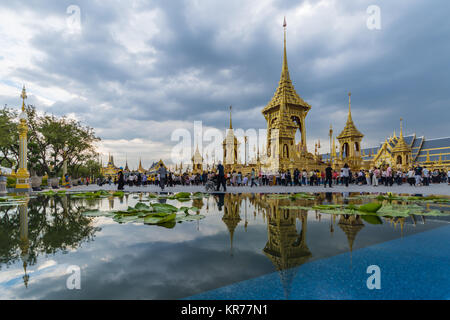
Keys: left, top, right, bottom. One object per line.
{"left": 0, "top": 0, "right": 449, "bottom": 169}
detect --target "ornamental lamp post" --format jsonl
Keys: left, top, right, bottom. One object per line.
{"left": 62, "top": 144, "right": 68, "bottom": 187}
{"left": 244, "top": 135, "right": 248, "bottom": 166}
{"left": 16, "top": 86, "right": 31, "bottom": 193}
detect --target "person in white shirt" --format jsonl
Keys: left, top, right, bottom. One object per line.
{"left": 447, "top": 169, "right": 450, "bottom": 185}
{"left": 372, "top": 167, "right": 379, "bottom": 186}
{"left": 422, "top": 167, "right": 430, "bottom": 186}
{"left": 407, "top": 168, "right": 415, "bottom": 186}
{"left": 341, "top": 164, "right": 350, "bottom": 187}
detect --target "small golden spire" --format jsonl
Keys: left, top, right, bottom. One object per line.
{"left": 229, "top": 105, "right": 233, "bottom": 129}
{"left": 21, "top": 85, "right": 27, "bottom": 112}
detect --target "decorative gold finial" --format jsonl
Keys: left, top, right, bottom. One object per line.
{"left": 348, "top": 91, "right": 351, "bottom": 106}
{"left": 229, "top": 105, "right": 233, "bottom": 129}
{"left": 21, "top": 85, "right": 27, "bottom": 112}
{"left": 400, "top": 117, "right": 403, "bottom": 137}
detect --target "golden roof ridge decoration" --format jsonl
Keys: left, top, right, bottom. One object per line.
{"left": 263, "top": 18, "right": 311, "bottom": 113}
{"left": 337, "top": 92, "right": 364, "bottom": 139}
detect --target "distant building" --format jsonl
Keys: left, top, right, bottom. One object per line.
{"left": 101, "top": 154, "right": 119, "bottom": 178}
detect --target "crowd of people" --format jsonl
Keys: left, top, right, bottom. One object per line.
{"left": 91, "top": 163, "right": 450, "bottom": 192}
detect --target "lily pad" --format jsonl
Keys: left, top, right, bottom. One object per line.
{"left": 174, "top": 192, "right": 191, "bottom": 199}
{"left": 151, "top": 203, "right": 178, "bottom": 213}
{"left": 361, "top": 215, "right": 383, "bottom": 225}
{"left": 144, "top": 213, "right": 176, "bottom": 225}
{"left": 358, "top": 203, "right": 382, "bottom": 213}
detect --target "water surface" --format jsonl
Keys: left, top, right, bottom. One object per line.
{"left": 1, "top": 192, "right": 448, "bottom": 299}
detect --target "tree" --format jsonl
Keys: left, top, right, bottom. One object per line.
{"left": 26, "top": 105, "right": 100, "bottom": 176}
{"left": 0, "top": 106, "right": 18, "bottom": 168}
{"left": 0, "top": 105, "right": 101, "bottom": 177}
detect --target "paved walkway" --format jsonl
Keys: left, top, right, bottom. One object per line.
{"left": 67, "top": 183, "right": 450, "bottom": 196}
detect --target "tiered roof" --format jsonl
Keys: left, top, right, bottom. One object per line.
{"left": 262, "top": 19, "right": 311, "bottom": 114}
{"left": 337, "top": 93, "right": 363, "bottom": 140}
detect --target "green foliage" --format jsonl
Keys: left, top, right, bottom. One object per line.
{"left": 6, "top": 177, "right": 15, "bottom": 188}
{"left": 0, "top": 105, "right": 100, "bottom": 177}
{"left": 0, "top": 107, "right": 18, "bottom": 168}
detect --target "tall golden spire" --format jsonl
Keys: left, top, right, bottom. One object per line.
{"left": 347, "top": 92, "right": 352, "bottom": 122}
{"left": 263, "top": 18, "right": 310, "bottom": 113}
{"left": 21, "top": 85, "right": 27, "bottom": 112}
{"left": 229, "top": 105, "right": 233, "bottom": 129}
{"left": 282, "top": 16, "right": 289, "bottom": 87}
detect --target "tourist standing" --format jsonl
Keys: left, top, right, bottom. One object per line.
{"left": 414, "top": 165, "right": 423, "bottom": 186}
{"left": 423, "top": 167, "right": 430, "bottom": 186}
{"left": 117, "top": 168, "right": 125, "bottom": 190}
{"left": 158, "top": 165, "right": 167, "bottom": 190}
{"left": 407, "top": 168, "right": 415, "bottom": 186}
{"left": 366, "top": 170, "right": 372, "bottom": 185}
{"left": 324, "top": 164, "right": 333, "bottom": 188}
{"left": 372, "top": 167, "right": 379, "bottom": 186}
{"left": 216, "top": 162, "right": 226, "bottom": 192}
{"left": 341, "top": 164, "right": 350, "bottom": 187}
{"left": 251, "top": 168, "right": 256, "bottom": 187}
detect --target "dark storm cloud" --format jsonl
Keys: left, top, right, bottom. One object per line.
{"left": 1, "top": 0, "right": 449, "bottom": 160}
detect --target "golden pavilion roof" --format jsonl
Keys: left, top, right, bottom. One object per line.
{"left": 262, "top": 22, "right": 311, "bottom": 114}
{"left": 392, "top": 119, "right": 412, "bottom": 153}
{"left": 337, "top": 93, "right": 363, "bottom": 140}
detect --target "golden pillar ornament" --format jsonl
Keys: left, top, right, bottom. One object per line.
{"left": 16, "top": 86, "right": 31, "bottom": 192}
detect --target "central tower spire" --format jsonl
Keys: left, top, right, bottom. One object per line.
{"left": 348, "top": 92, "right": 352, "bottom": 122}
{"left": 261, "top": 18, "right": 313, "bottom": 171}
{"left": 282, "top": 17, "right": 289, "bottom": 84}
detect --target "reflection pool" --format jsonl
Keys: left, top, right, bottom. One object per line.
{"left": 1, "top": 191, "right": 449, "bottom": 299}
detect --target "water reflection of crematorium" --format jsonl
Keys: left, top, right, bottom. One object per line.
{"left": 222, "top": 193, "right": 242, "bottom": 256}
{"left": 262, "top": 197, "right": 311, "bottom": 298}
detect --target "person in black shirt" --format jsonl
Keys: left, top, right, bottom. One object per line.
{"left": 216, "top": 162, "right": 226, "bottom": 192}
{"left": 325, "top": 164, "right": 333, "bottom": 188}
{"left": 117, "top": 169, "right": 125, "bottom": 190}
